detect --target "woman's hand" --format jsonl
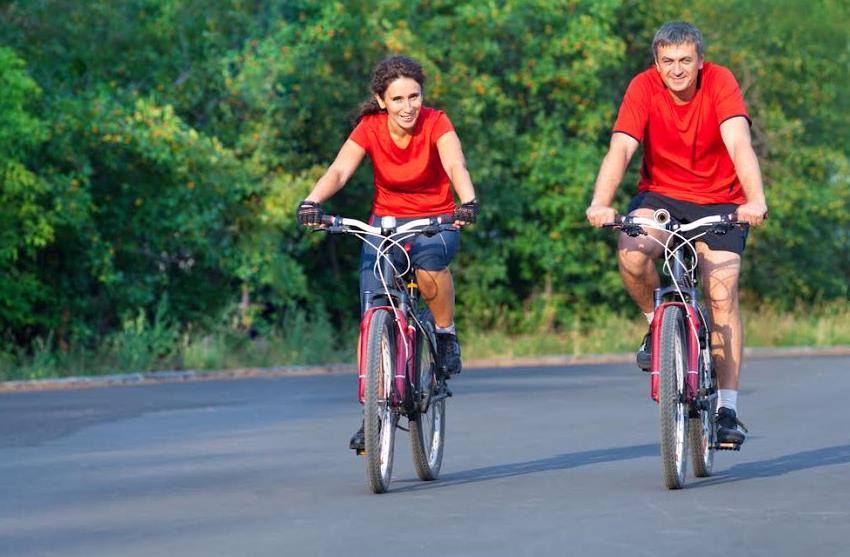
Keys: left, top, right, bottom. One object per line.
{"left": 453, "top": 198, "right": 480, "bottom": 227}
{"left": 296, "top": 200, "right": 324, "bottom": 227}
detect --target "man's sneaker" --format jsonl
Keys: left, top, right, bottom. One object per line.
{"left": 715, "top": 407, "right": 747, "bottom": 447}
{"left": 349, "top": 422, "right": 365, "bottom": 453}
{"left": 636, "top": 330, "right": 652, "bottom": 371}
{"left": 436, "top": 332, "right": 462, "bottom": 378}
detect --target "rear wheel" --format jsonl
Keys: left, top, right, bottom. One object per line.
{"left": 659, "top": 305, "right": 688, "bottom": 489}
{"left": 409, "top": 310, "right": 445, "bottom": 480}
{"left": 690, "top": 324, "right": 716, "bottom": 477}
{"left": 363, "top": 309, "right": 398, "bottom": 493}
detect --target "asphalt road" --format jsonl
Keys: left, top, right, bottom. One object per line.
{"left": 2, "top": 356, "right": 849, "bottom": 557}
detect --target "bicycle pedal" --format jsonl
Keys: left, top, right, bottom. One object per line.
{"left": 355, "top": 448, "right": 366, "bottom": 456}
{"left": 714, "top": 442, "right": 741, "bottom": 451}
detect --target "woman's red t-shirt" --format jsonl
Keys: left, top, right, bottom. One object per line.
{"left": 613, "top": 62, "right": 750, "bottom": 204}
{"left": 349, "top": 107, "right": 456, "bottom": 217}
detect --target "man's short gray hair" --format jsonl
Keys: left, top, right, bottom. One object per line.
{"left": 652, "top": 21, "right": 704, "bottom": 59}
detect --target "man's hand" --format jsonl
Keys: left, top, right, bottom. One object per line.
{"left": 453, "top": 198, "right": 480, "bottom": 227}
{"left": 735, "top": 201, "right": 768, "bottom": 227}
{"left": 296, "top": 200, "right": 323, "bottom": 226}
{"left": 586, "top": 204, "right": 618, "bottom": 228}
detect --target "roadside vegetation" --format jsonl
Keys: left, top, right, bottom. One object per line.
{"left": 1, "top": 1, "right": 847, "bottom": 381}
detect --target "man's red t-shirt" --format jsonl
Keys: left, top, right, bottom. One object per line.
{"left": 349, "top": 106, "right": 456, "bottom": 217}
{"left": 613, "top": 62, "right": 750, "bottom": 204}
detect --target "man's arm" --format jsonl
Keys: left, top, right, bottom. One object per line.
{"left": 586, "top": 132, "right": 640, "bottom": 227}
{"left": 720, "top": 116, "right": 768, "bottom": 226}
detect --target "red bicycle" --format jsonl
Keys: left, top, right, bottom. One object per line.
{"left": 605, "top": 210, "right": 748, "bottom": 489}
{"left": 317, "top": 214, "right": 454, "bottom": 493}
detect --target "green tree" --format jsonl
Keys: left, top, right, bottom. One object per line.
{"left": 0, "top": 47, "right": 54, "bottom": 340}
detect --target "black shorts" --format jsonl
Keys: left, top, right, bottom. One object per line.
{"left": 628, "top": 192, "right": 748, "bottom": 254}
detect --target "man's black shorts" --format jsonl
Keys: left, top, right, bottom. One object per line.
{"left": 628, "top": 192, "right": 748, "bottom": 254}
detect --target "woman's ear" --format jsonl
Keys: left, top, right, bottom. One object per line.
{"left": 375, "top": 94, "right": 386, "bottom": 110}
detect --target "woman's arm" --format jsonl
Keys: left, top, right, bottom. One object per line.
{"left": 304, "top": 139, "right": 367, "bottom": 203}
{"left": 436, "top": 131, "right": 476, "bottom": 204}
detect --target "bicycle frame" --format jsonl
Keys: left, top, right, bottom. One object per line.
{"left": 610, "top": 211, "right": 738, "bottom": 403}
{"left": 319, "top": 214, "right": 448, "bottom": 410}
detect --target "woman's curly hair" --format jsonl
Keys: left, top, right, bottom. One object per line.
{"left": 355, "top": 55, "right": 426, "bottom": 123}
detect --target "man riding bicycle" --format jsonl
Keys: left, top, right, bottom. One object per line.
{"left": 585, "top": 22, "right": 768, "bottom": 447}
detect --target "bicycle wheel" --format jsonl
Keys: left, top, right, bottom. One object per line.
{"left": 409, "top": 309, "right": 445, "bottom": 481}
{"left": 363, "top": 309, "right": 398, "bottom": 494}
{"left": 658, "top": 305, "right": 688, "bottom": 489}
{"left": 690, "top": 313, "right": 716, "bottom": 477}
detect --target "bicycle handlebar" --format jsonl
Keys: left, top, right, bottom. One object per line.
{"left": 317, "top": 214, "right": 456, "bottom": 236}
{"left": 603, "top": 211, "right": 747, "bottom": 237}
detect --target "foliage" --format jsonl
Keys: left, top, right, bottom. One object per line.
{"left": 0, "top": 0, "right": 847, "bottom": 375}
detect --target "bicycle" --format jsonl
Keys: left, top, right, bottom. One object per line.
{"left": 605, "top": 209, "right": 749, "bottom": 489}
{"left": 316, "top": 213, "right": 455, "bottom": 493}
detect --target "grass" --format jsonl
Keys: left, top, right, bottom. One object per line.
{"left": 1, "top": 302, "right": 848, "bottom": 382}
{"left": 463, "top": 301, "right": 850, "bottom": 360}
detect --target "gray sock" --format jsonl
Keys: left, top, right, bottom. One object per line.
{"left": 435, "top": 323, "right": 456, "bottom": 335}
{"left": 718, "top": 389, "right": 738, "bottom": 413}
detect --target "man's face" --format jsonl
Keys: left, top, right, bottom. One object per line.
{"left": 654, "top": 42, "right": 704, "bottom": 102}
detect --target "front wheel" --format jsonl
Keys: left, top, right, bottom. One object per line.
{"left": 690, "top": 343, "right": 716, "bottom": 477}
{"left": 658, "top": 305, "right": 688, "bottom": 489}
{"left": 363, "top": 309, "right": 398, "bottom": 493}
{"left": 409, "top": 309, "right": 445, "bottom": 481}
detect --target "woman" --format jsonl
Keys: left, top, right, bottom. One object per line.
{"left": 296, "top": 54, "right": 479, "bottom": 451}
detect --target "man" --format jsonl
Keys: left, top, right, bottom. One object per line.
{"left": 585, "top": 21, "right": 768, "bottom": 447}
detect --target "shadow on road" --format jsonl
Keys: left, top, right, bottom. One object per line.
{"left": 690, "top": 444, "right": 850, "bottom": 488}
{"left": 392, "top": 443, "right": 659, "bottom": 493}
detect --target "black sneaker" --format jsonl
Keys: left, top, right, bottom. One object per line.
{"left": 349, "top": 422, "right": 365, "bottom": 452}
{"left": 436, "top": 332, "right": 462, "bottom": 377}
{"left": 636, "top": 330, "right": 651, "bottom": 371}
{"left": 716, "top": 407, "right": 747, "bottom": 446}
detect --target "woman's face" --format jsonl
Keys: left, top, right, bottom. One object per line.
{"left": 376, "top": 77, "right": 423, "bottom": 133}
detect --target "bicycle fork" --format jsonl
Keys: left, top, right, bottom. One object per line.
{"left": 649, "top": 301, "right": 701, "bottom": 403}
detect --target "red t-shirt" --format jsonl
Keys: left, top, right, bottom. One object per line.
{"left": 613, "top": 62, "right": 750, "bottom": 204}
{"left": 349, "top": 106, "right": 456, "bottom": 217}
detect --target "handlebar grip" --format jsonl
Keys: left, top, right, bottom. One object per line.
{"left": 320, "top": 214, "right": 336, "bottom": 226}
{"left": 601, "top": 215, "right": 627, "bottom": 228}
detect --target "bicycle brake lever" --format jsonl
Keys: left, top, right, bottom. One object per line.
{"left": 421, "top": 225, "right": 442, "bottom": 237}
{"left": 621, "top": 224, "right": 646, "bottom": 237}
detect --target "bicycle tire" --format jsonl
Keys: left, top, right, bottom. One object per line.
{"left": 409, "top": 308, "right": 445, "bottom": 481}
{"left": 690, "top": 309, "right": 716, "bottom": 477}
{"left": 659, "top": 305, "right": 688, "bottom": 489}
{"left": 363, "top": 309, "right": 398, "bottom": 494}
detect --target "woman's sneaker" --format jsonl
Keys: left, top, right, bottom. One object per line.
{"left": 715, "top": 407, "right": 747, "bottom": 448}
{"left": 436, "top": 332, "right": 462, "bottom": 377}
{"left": 349, "top": 422, "right": 365, "bottom": 454}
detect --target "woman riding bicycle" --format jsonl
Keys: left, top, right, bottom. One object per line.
{"left": 296, "top": 55, "right": 479, "bottom": 452}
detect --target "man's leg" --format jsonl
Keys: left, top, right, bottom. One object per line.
{"left": 697, "top": 244, "right": 746, "bottom": 445}
{"left": 618, "top": 209, "right": 665, "bottom": 368}
{"left": 696, "top": 245, "right": 743, "bottom": 390}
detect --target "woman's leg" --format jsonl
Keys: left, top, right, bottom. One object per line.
{"left": 415, "top": 268, "right": 455, "bottom": 328}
